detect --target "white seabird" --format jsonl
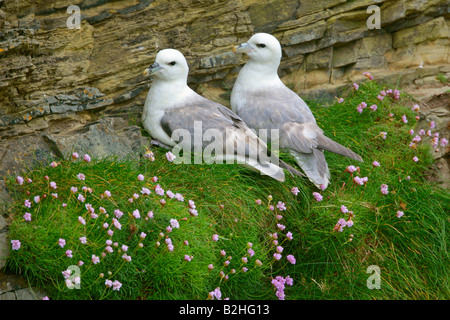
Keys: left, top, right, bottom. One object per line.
{"left": 142, "top": 48, "right": 301, "bottom": 182}
{"left": 231, "top": 33, "right": 363, "bottom": 189}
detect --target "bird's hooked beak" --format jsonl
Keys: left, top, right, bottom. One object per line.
{"left": 232, "top": 42, "right": 254, "bottom": 54}
{"left": 143, "top": 62, "right": 163, "bottom": 76}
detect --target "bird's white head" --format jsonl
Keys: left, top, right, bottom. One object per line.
{"left": 144, "top": 48, "right": 189, "bottom": 83}
{"left": 234, "top": 33, "right": 282, "bottom": 67}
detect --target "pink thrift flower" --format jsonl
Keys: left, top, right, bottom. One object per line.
{"left": 380, "top": 132, "right": 387, "bottom": 139}
{"left": 430, "top": 121, "right": 435, "bottom": 129}
{"left": 401, "top": 115, "right": 408, "bottom": 124}
{"left": 34, "top": 195, "right": 40, "bottom": 203}
{"left": 212, "top": 234, "right": 219, "bottom": 241}
{"left": 83, "top": 154, "right": 91, "bottom": 162}
{"left": 380, "top": 184, "right": 389, "bottom": 195}
{"left": 286, "top": 232, "right": 293, "bottom": 240}
{"left": 184, "top": 255, "right": 192, "bottom": 262}
{"left": 413, "top": 156, "right": 419, "bottom": 162}
{"left": 92, "top": 255, "right": 100, "bottom": 264}
{"left": 165, "top": 151, "right": 176, "bottom": 162}
{"left": 340, "top": 205, "right": 348, "bottom": 214}
{"left": 50, "top": 161, "right": 58, "bottom": 168}
{"left": 255, "top": 199, "right": 262, "bottom": 205}
{"left": 353, "top": 83, "right": 359, "bottom": 90}
{"left": 65, "top": 250, "right": 73, "bottom": 258}
{"left": 170, "top": 218, "right": 180, "bottom": 229}
{"left": 346, "top": 165, "right": 357, "bottom": 173}
{"left": 76, "top": 173, "right": 85, "bottom": 181}
{"left": 16, "top": 176, "right": 24, "bottom": 185}
{"left": 337, "top": 97, "right": 344, "bottom": 103}
{"left": 276, "top": 201, "right": 286, "bottom": 211}
{"left": 11, "top": 240, "right": 21, "bottom": 250}
{"left": 112, "top": 280, "right": 122, "bottom": 291}
{"left": 370, "top": 104, "right": 377, "bottom": 111}
{"left": 78, "top": 216, "right": 86, "bottom": 225}
{"left": 79, "top": 237, "right": 87, "bottom": 244}
{"left": 287, "top": 255, "right": 296, "bottom": 265}
{"left": 208, "top": 264, "right": 214, "bottom": 271}
{"left": 77, "top": 194, "right": 85, "bottom": 202}
{"left": 137, "top": 174, "right": 144, "bottom": 181}
{"left": 58, "top": 238, "right": 66, "bottom": 248}
{"left": 377, "top": 95, "right": 384, "bottom": 101}
{"left": 363, "top": 72, "right": 374, "bottom": 80}
{"left": 72, "top": 152, "right": 79, "bottom": 159}
{"left": 132, "top": 209, "right": 141, "bottom": 219}
{"left": 440, "top": 138, "right": 448, "bottom": 147}
{"left": 291, "top": 187, "right": 299, "bottom": 195}
{"left": 411, "top": 104, "right": 420, "bottom": 112}
{"left": 372, "top": 160, "right": 380, "bottom": 167}
{"left": 396, "top": 211, "right": 404, "bottom": 218}
{"left": 23, "top": 212, "right": 31, "bottom": 221}
{"left": 273, "top": 253, "right": 282, "bottom": 260}
{"left": 312, "top": 192, "right": 323, "bottom": 202}
{"left": 24, "top": 199, "right": 31, "bottom": 208}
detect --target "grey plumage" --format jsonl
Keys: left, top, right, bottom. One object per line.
{"left": 231, "top": 33, "right": 363, "bottom": 188}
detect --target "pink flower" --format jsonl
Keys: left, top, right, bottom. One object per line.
{"left": 155, "top": 185, "right": 164, "bottom": 196}
{"left": 337, "top": 97, "right": 344, "bottom": 103}
{"left": 92, "top": 255, "right": 100, "bottom": 264}
{"left": 413, "top": 156, "right": 419, "bottom": 162}
{"left": 58, "top": 238, "right": 66, "bottom": 248}
{"left": 104, "top": 190, "right": 111, "bottom": 197}
{"left": 430, "top": 121, "right": 435, "bottom": 129}
{"left": 72, "top": 152, "right": 79, "bottom": 159}
{"left": 276, "top": 246, "right": 284, "bottom": 253}
{"left": 255, "top": 199, "right": 262, "bottom": 205}
{"left": 286, "top": 232, "right": 293, "bottom": 240}
{"left": 346, "top": 165, "right": 357, "bottom": 173}
{"left": 65, "top": 250, "right": 73, "bottom": 258}
{"left": 276, "top": 201, "right": 286, "bottom": 211}
{"left": 363, "top": 72, "right": 374, "bottom": 80}
{"left": 170, "top": 218, "right": 180, "bottom": 229}
{"left": 212, "top": 234, "right": 219, "bottom": 241}
{"left": 291, "top": 187, "right": 299, "bottom": 195}
{"left": 112, "top": 280, "right": 122, "bottom": 291}
{"left": 24, "top": 199, "right": 31, "bottom": 208}
{"left": 137, "top": 174, "right": 144, "bottom": 181}
{"left": 166, "top": 190, "right": 175, "bottom": 198}
{"left": 76, "top": 173, "right": 85, "bottom": 181}
{"left": 184, "top": 255, "right": 192, "bottom": 262}
{"left": 380, "top": 132, "right": 387, "bottom": 139}
{"left": 208, "top": 264, "right": 214, "bottom": 271}
{"left": 380, "top": 184, "right": 389, "bottom": 195}
{"left": 353, "top": 83, "right": 359, "bottom": 90}
{"left": 277, "top": 223, "right": 286, "bottom": 230}
{"left": 377, "top": 95, "right": 384, "bottom": 101}
{"left": 78, "top": 216, "right": 86, "bottom": 225}
{"left": 23, "top": 212, "right": 31, "bottom": 221}
{"left": 380, "top": 90, "right": 386, "bottom": 96}
{"left": 165, "top": 151, "right": 176, "bottom": 162}
{"left": 312, "top": 192, "right": 323, "bottom": 202}
{"left": 340, "top": 205, "right": 348, "bottom": 214}
{"left": 16, "top": 176, "right": 24, "bottom": 185}
{"left": 287, "top": 255, "right": 296, "bottom": 264}
{"left": 132, "top": 209, "right": 141, "bottom": 219}
{"left": 411, "top": 104, "right": 420, "bottom": 112}
{"left": 372, "top": 161, "right": 380, "bottom": 167}
{"left": 401, "top": 115, "right": 408, "bottom": 124}
{"left": 83, "top": 154, "right": 91, "bottom": 162}
{"left": 396, "top": 211, "right": 404, "bottom": 218}
{"left": 34, "top": 195, "right": 40, "bottom": 203}
{"left": 370, "top": 104, "right": 377, "bottom": 111}
{"left": 77, "top": 194, "right": 85, "bottom": 202}
{"left": 440, "top": 138, "right": 448, "bottom": 147}
{"left": 122, "top": 254, "right": 131, "bottom": 262}
{"left": 79, "top": 237, "right": 87, "bottom": 244}
{"left": 273, "top": 253, "right": 282, "bottom": 260}
{"left": 11, "top": 240, "right": 21, "bottom": 250}
{"left": 112, "top": 218, "right": 122, "bottom": 230}
{"left": 147, "top": 211, "right": 154, "bottom": 219}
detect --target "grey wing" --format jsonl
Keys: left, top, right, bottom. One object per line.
{"left": 236, "top": 86, "right": 316, "bottom": 132}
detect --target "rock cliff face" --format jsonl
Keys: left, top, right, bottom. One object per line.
{"left": 0, "top": 0, "right": 448, "bottom": 176}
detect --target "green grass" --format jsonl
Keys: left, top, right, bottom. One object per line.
{"left": 3, "top": 78, "right": 449, "bottom": 300}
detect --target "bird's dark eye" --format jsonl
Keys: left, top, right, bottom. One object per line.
{"left": 256, "top": 43, "right": 266, "bottom": 48}
{"left": 169, "top": 61, "right": 176, "bottom": 66}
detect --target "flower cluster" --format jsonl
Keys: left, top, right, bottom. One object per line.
{"left": 271, "top": 275, "right": 293, "bottom": 300}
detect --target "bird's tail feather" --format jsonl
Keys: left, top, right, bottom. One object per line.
{"left": 317, "top": 135, "right": 363, "bottom": 162}
{"left": 291, "top": 149, "right": 330, "bottom": 189}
